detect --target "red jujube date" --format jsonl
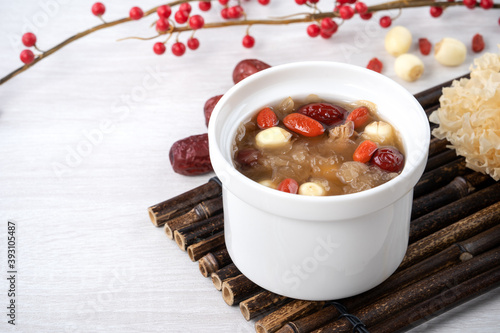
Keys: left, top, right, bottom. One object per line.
{"left": 232, "top": 59, "right": 271, "bottom": 84}
{"left": 204, "top": 94, "right": 224, "bottom": 127}
{"left": 297, "top": 102, "right": 347, "bottom": 127}
{"left": 169, "top": 133, "right": 213, "bottom": 175}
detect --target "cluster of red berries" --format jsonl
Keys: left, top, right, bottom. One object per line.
{"left": 20, "top": 33, "right": 38, "bottom": 64}
{"left": 299, "top": 0, "right": 496, "bottom": 37}
{"left": 90, "top": 1, "right": 269, "bottom": 56}
{"left": 429, "top": 0, "right": 494, "bottom": 17}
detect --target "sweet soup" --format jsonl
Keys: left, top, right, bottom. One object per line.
{"left": 232, "top": 96, "right": 405, "bottom": 196}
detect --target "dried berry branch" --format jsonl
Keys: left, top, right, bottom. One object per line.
{"left": 1, "top": 0, "right": 498, "bottom": 85}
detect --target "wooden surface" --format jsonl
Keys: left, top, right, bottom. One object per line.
{"left": 0, "top": 1, "right": 499, "bottom": 332}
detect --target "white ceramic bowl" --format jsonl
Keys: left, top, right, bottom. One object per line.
{"left": 208, "top": 61, "right": 429, "bottom": 301}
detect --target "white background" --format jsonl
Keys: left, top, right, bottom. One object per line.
{"left": 0, "top": 0, "right": 499, "bottom": 332}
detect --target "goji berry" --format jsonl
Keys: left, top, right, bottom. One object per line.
{"left": 277, "top": 178, "right": 299, "bottom": 194}
{"left": 419, "top": 38, "right": 432, "bottom": 56}
{"left": 297, "top": 102, "right": 347, "bottom": 127}
{"left": 346, "top": 106, "right": 371, "bottom": 129}
{"left": 353, "top": 140, "right": 378, "bottom": 163}
{"left": 367, "top": 57, "right": 383, "bottom": 73}
{"left": 256, "top": 107, "right": 279, "bottom": 129}
{"left": 283, "top": 113, "right": 325, "bottom": 137}
{"left": 472, "top": 33, "right": 485, "bottom": 53}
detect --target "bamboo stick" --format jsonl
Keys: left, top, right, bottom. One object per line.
{"left": 401, "top": 202, "right": 500, "bottom": 270}
{"left": 148, "top": 178, "right": 221, "bottom": 227}
{"left": 312, "top": 247, "right": 500, "bottom": 332}
{"left": 165, "top": 196, "right": 223, "bottom": 239}
{"left": 187, "top": 231, "right": 225, "bottom": 262}
{"left": 411, "top": 176, "right": 470, "bottom": 220}
{"left": 240, "top": 291, "right": 291, "bottom": 321}
{"left": 414, "top": 157, "right": 467, "bottom": 198}
{"left": 424, "top": 149, "right": 458, "bottom": 172}
{"left": 410, "top": 182, "right": 500, "bottom": 243}
{"left": 369, "top": 265, "right": 500, "bottom": 333}
{"left": 199, "top": 248, "right": 231, "bottom": 278}
{"left": 280, "top": 224, "right": 500, "bottom": 333}
{"left": 174, "top": 213, "right": 224, "bottom": 251}
{"left": 212, "top": 263, "right": 241, "bottom": 291}
{"left": 276, "top": 305, "right": 338, "bottom": 333}
{"left": 255, "top": 300, "right": 325, "bottom": 333}
{"left": 222, "top": 274, "right": 264, "bottom": 306}
{"left": 463, "top": 171, "right": 495, "bottom": 189}
{"left": 428, "top": 137, "right": 450, "bottom": 157}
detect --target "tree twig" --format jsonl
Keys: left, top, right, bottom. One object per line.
{"left": 1, "top": 0, "right": 498, "bottom": 85}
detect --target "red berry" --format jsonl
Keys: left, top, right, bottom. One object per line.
{"left": 295, "top": 0, "right": 307, "bottom": 4}
{"left": 172, "top": 42, "right": 186, "bottom": 56}
{"left": 307, "top": 24, "right": 321, "bottom": 37}
{"left": 256, "top": 107, "right": 279, "bottom": 129}
{"left": 221, "top": 8, "right": 230, "bottom": 19}
{"left": 157, "top": 5, "right": 172, "bottom": 19}
{"left": 472, "top": 33, "right": 485, "bottom": 52}
{"left": 320, "top": 29, "right": 334, "bottom": 39}
{"left": 309, "top": 0, "right": 320, "bottom": 3}
{"left": 242, "top": 35, "right": 255, "bottom": 48}
{"left": 189, "top": 15, "right": 205, "bottom": 29}
{"left": 179, "top": 3, "right": 192, "bottom": 14}
{"left": 283, "top": 113, "right": 325, "bottom": 137}
{"left": 355, "top": 2, "right": 368, "bottom": 14}
{"left": 418, "top": 38, "right": 432, "bottom": 55}
{"left": 480, "top": 0, "right": 494, "bottom": 9}
{"left": 339, "top": 5, "right": 355, "bottom": 19}
{"left": 91, "top": 2, "right": 105, "bottom": 16}
{"left": 337, "top": 0, "right": 349, "bottom": 4}
{"left": 297, "top": 103, "right": 346, "bottom": 127}
{"left": 346, "top": 106, "right": 371, "bottom": 129}
{"left": 277, "top": 178, "right": 299, "bottom": 194}
{"left": 379, "top": 16, "right": 392, "bottom": 28}
{"left": 20, "top": 49, "right": 35, "bottom": 64}
{"left": 360, "top": 12, "right": 372, "bottom": 20}
{"left": 258, "top": 0, "right": 271, "bottom": 4}
{"left": 129, "top": 7, "right": 143, "bottom": 20}
{"left": 353, "top": 140, "right": 378, "bottom": 164}
{"left": 187, "top": 37, "right": 200, "bottom": 50}
{"left": 321, "top": 18, "right": 338, "bottom": 33}
{"left": 228, "top": 5, "right": 244, "bottom": 19}
{"left": 199, "top": 1, "right": 212, "bottom": 11}
{"left": 153, "top": 42, "right": 166, "bottom": 55}
{"left": 219, "top": 0, "right": 229, "bottom": 5}
{"left": 175, "top": 10, "right": 189, "bottom": 24}
{"left": 463, "top": 0, "right": 476, "bottom": 8}
{"left": 22, "top": 33, "right": 37, "bottom": 47}
{"left": 429, "top": 6, "right": 443, "bottom": 17}
{"left": 156, "top": 18, "right": 170, "bottom": 33}
{"left": 366, "top": 57, "right": 383, "bottom": 73}
{"left": 371, "top": 147, "right": 404, "bottom": 173}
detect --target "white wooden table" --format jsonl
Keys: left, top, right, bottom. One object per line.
{"left": 0, "top": 1, "right": 498, "bottom": 332}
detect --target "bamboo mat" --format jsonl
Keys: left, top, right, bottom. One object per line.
{"left": 147, "top": 77, "right": 500, "bottom": 333}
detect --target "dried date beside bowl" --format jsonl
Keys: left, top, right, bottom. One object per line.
{"left": 232, "top": 97, "right": 405, "bottom": 196}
